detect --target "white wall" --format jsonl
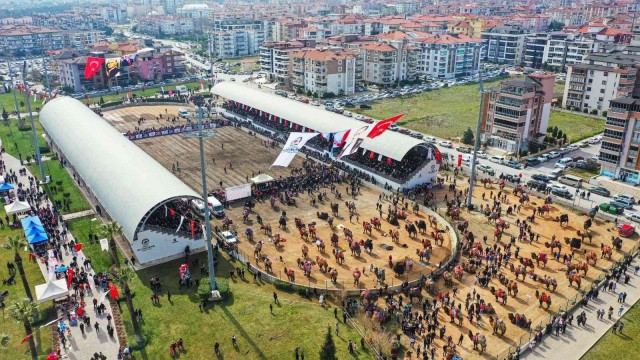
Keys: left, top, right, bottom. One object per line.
{"left": 133, "top": 229, "right": 205, "bottom": 265}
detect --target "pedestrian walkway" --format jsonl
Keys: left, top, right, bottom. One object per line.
{"left": 523, "top": 257, "right": 640, "bottom": 360}
{"left": 1, "top": 152, "right": 121, "bottom": 360}
{"left": 61, "top": 209, "right": 95, "bottom": 222}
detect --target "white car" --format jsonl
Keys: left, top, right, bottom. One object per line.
{"left": 425, "top": 136, "right": 436, "bottom": 143}
{"left": 476, "top": 151, "right": 488, "bottom": 159}
{"left": 554, "top": 162, "right": 567, "bottom": 169}
{"left": 489, "top": 156, "right": 504, "bottom": 164}
{"left": 310, "top": 101, "right": 320, "bottom": 106}
{"left": 354, "top": 114, "right": 365, "bottom": 120}
{"left": 547, "top": 151, "right": 561, "bottom": 158}
{"left": 625, "top": 213, "right": 640, "bottom": 223}
{"left": 547, "top": 183, "right": 567, "bottom": 192}
{"left": 439, "top": 140, "right": 453, "bottom": 148}
{"left": 220, "top": 231, "right": 238, "bottom": 245}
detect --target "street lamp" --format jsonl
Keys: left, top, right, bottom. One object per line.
{"left": 467, "top": 63, "right": 487, "bottom": 210}
{"left": 22, "top": 61, "right": 46, "bottom": 183}
{"left": 183, "top": 96, "right": 220, "bottom": 300}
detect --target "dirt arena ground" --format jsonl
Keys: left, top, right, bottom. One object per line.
{"left": 102, "top": 105, "right": 453, "bottom": 289}
{"left": 412, "top": 173, "right": 637, "bottom": 359}
{"left": 102, "top": 104, "right": 196, "bottom": 132}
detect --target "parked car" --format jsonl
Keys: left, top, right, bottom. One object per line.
{"left": 614, "top": 194, "right": 636, "bottom": 204}
{"left": 625, "top": 212, "right": 640, "bottom": 223}
{"left": 531, "top": 174, "right": 550, "bottom": 183}
{"left": 551, "top": 188, "right": 573, "bottom": 199}
{"left": 476, "top": 151, "right": 488, "bottom": 159}
{"left": 527, "top": 179, "right": 547, "bottom": 192}
{"left": 612, "top": 199, "right": 634, "bottom": 210}
{"left": 310, "top": 101, "right": 320, "bottom": 106}
{"left": 547, "top": 151, "right": 561, "bottom": 158}
{"left": 359, "top": 104, "right": 372, "bottom": 110}
{"left": 525, "top": 157, "right": 541, "bottom": 166}
{"left": 439, "top": 140, "right": 453, "bottom": 148}
{"left": 600, "top": 203, "right": 624, "bottom": 215}
{"left": 489, "top": 156, "right": 504, "bottom": 164}
{"left": 477, "top": 164, "right": 495, "bottom": 176}
{"left": 456, "top": 146, "right": 472, "bottom": 154}
{"left": 505, "top": 160, "right": 522, "bottom": 169}
{"left": 589, "top": 186, "right": 610, "bottom": 197}
{"left": 425, "top": 136, "right": 437, "bottom": 143}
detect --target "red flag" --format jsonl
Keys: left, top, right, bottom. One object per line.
{"left": 387, "top": 157, "right": 392, "bottom": 165}
{"left": 169, "top": 209, "right": 176, "bottom": 216}
{"left": 190, "top": 220, "right": 195, "bottom": 238}
{"left": 74, "top": 243, "right": 83, "bottom": 252}
{"left": 20, "top": 334, "right": 33, "bottom": 345}
{"left": 295, "top": 124, "right": 299, "bottom": 130}
{"left": 84, "top": 57, "right": 105, "bottom": 80}
{"left": 366, "top": 114, "right": 404, "bottom": 139}
{"left": 168, "top": 87, "right": 173, "bottom": 96}
{"left": 108, "top": 283, "right": 120, "bottom": 299}
{"left": 434, "top": 148, "right": 442, "bottom": 162}
{"left": 66, "top": 268, "right": 74, "bottom": 289}
{"left": 369, "top": 152, "right": 375, "bottom": 159}
{"left": 337, "top": 129, "right": 351, "bottom": 147}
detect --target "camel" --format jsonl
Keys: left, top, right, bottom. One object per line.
{"left": 362, "top": 222, "right": 372, "bottom": 235}
{"left": 261, "top": 223, "right": 272, "bottom": 235}
{"left": 334, "top": 249, "right": 345, "bottom": 264}
{"left": 308, "top": 225, "right": 317, "bottom": 239}
{"left": 507, "top": 281, "right": 518, "bottom": 297}
{"left": 330, "top": 233, "right": 339, "bottom": 247}
{"left": 352, "top": 269, "right": 362, "bottom": 286}
{"left": 343, "top": 228, "right": 353, "bottom": 241}
{"left": 301, "top": 244, "right": 309, "bottom": 258}
{"left": 454, "top": 265, "right": 464, "bottom": 280}
{"left": 405, "top": 223, "right": 418, "bottom": 238}
{"left": 316, "top": 256, "right": 328, "bottom": 272}
{"left": 370, "top": 217, "right": 381, "bottom": 230}
{"left": 390, "top": 229, "right": 400, "bottom": 243}
{"left": 568, "top": 273, "right": 582, "bottom": 289}
{"left": 558, "top": 213, "right": 569, "bottom": 226}
{"left": 253, "top": 241, "right": 263, "bottom": 257}
{"left": 363, "top": 239, "right": 374, "bottom": 253}
{"left": 586, "top": 251, "right": 597, "bottom": 265}
{"left": 543, "top": 277, "right": 558, "bottom": 292}
{"left": 284, "top": 267, "right": 295, "bottom": 281}
{"left": 264, "top": 257, "right": 273, "bottom": 272}
{"left": 273, "top": 234, "right": 285, "bottom": 249}
{"left": 477, "top": 334, "right": 487, "bottom": 354}
{"left": 417, "top": 248, "right": 430, "bottom": 262}
{"left": 329, "top": 268, "right": 338, "bottom": 283}
{"left": 519, "top": 257, "right": 535, "bottom": 270}
{"left": 350, "top": 241, "right": 362, "bottom": 257}
{"left": 245, "top": 228, "right": 254, "bottom": 242}
{"left": 415, "top": 219, "right": 427, "bottom": 234}
{"left": 315, "top": 239, "right": 326, "bottom": 252}
{"left": 531, "top": 252, "right": 548, "bottom": 268}
{"left": 443, "top": 271, "right": 453, "bottom": 287}
{"left": 601, "top": 244, "right": 613, "bottom": 260}
{"left": 299, "top": 227, "right": 309, "bottom": 240}
{"left": 512, "top": 264, "right": 527, "bottom": 281}
{"left": 489, "top": 317, "right": 507, "bottom": 336}
{"left": 406, "top": 287, "right": 423, "bottom": 303}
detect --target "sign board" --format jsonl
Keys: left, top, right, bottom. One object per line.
{"left": 225, "top": 183, "right": 252, "bottom": 202}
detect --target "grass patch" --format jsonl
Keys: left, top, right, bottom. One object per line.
{"left": 0, "top": 91, "right": 43, "bottom": 114}
{"left": 0, "top": 117, "right": 50, "bottom": 159}
{"left": 66, "top": 217, "right": 124, "bottom": 273}
{"left": 566, "top": 167, "right": 600, "bottom": 180}
{"left": 582, "top": 301, "right": 640, "bottom": 359}
{"left": 92, "top": 81, "right": 203, "bottom": 105}
{"left": 26, "top": 161, "right": 91, "bottom": 214}
{"left": 362, "top": 80, "right": 604, "bottom": 142}
{"left": 223, "top": 56, "right": 260, "bottom": 73}
{"left": 118, "top": 253, "right": 365, "bottom": 360}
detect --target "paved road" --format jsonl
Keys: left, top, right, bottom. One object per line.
{"left": 523, "top": 257, "right": 640, "bottom": 360}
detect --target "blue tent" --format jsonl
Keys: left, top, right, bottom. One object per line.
{"left": 0, "top": 183, "right": 14, "bottom": 192}
{"left": 27, "top": 232, "right": 49, "bottom": 245}
{"left": 21, "top": 216, "right": 49, "bottom": 245}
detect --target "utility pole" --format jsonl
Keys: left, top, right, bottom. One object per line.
{"left": 22, "top": 61, "right": 46, "bottom": 183}
{"left": 8, "top": 60, "right": 22, "bottom": 124}
{"left": 466, "top": 64, "right": 486, "bottom": 210}
{"left": 183, "top": 97, "right": 219, "bottom": 300}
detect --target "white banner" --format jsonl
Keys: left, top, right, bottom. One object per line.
{"left": 99, "top": 238, "right": 109, "bottom": 252}
{"left": 337, "top": 125, "right": 370, "bottom": 159}
{"left": 271, "top": 132, "right": 319, "bottom": 167}
{"left": 225, "top": 184, "right": 252, "bottom": 202}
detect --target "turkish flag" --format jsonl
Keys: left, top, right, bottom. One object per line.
{"left": 20, "top": 334, "right": 33, "bottom": 345}
{"left": 108, "top": 283, "right": 120, "bottom": 299}
{"left": 170, "top": 209, "right": 176, "bottom": 216}
{"left": 366, "top": 114, "right": 404, "bottom": 139}
{"left": 190, "top": 220, "right": 195, "bottom": 238}
{"left": 387, "top": 157, "right": 392, "bottom": 165}
{"left": 74, "top": 243, "right": 82, "bottom": 252}
{"left": 369, "top": 152, "right": 375, "bottom": 159}
{"left": 84, "top": 57, "right": 105, "bottom": 80}
{"left": 434, "top": 148, "right": 442, "bottom": 162}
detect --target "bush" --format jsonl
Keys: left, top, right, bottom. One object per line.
{"left": 197, "top": 280, "right": 211, "bottom": 300}
{"left": 583, "top": 108, "right": 589, "bottom": 113}
{"left": 143, "top": 98, "right": 184, "bottom": 104}
{"left": 295, "top": 285, "right": 309, "bottom": 297}
{"left": 273, "top": 279, "right": 294, "bottom": 291}
{"left": 101, "top": 101, "right": 123, "bottom": 108}
{"left": 602, "top": 111, "right": 607, "bottom": 117}
{"left": 18, "top": 124, "right": 32, "bottom": 131}
{"left": 216, "top": 278, "right": 230, "bottom": 295}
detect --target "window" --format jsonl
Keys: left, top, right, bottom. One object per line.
{"left": 602, "top": 80, "right": 607, "bottom": 85}
{"left": 600, "top": 89, "right": 605, "bottom": 93}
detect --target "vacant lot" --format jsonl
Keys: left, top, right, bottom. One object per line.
{"left": 362, "top": 80, "right": 603, "bottom": 142}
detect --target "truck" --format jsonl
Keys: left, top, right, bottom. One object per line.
{"left": 191, "top": 196, "right": 225, "bottom": 218}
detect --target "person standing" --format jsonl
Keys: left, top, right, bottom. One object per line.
{"left": 214, "top": 341, "right": 220, "bottom": 355}
{"left": 273, "top": 292, "right": 278, "bottom": 304}
{"left": 79, "top": 322, "right": 85, "bottom": 335}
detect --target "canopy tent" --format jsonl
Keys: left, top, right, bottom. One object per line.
{"left": 35, "top": 279, "right": 69, "bottom": 302}
{"left": 250, "top": 174, "right": 274, "bottom": 185}
{"left": 4, "top": 200, "right": 31, "bottom": 216}
{"left": 0, "top": 182, "right": 14, "bottom": 192}
{"left": 21, "top": 216, "right": 49, "bottom": 245}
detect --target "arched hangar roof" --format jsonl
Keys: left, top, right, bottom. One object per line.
{"left": 212, "top": 82, "right": 427, "bottom": 161}
{"left": 39, "top": 97, "right": 200, "bottom": 242}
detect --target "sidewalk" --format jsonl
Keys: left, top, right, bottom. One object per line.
{"left": 523, "top": 257, "right": 640, "bottom": 360}
{"left": 2, "top": 153, "right": 121, "bottom": 360}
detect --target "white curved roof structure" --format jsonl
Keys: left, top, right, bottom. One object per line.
{"left": 212, "top": 82, "right": 426, "bottom": 161}
{"left": 40, "top": 97, "right": 200, "bottom": 242}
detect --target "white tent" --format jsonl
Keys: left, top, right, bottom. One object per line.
{"left": 250, "top": 174, "right": 274, "bottom": 185}
{"left": 35, "top": 279, "right": 69, "bottom": 302}
{"left": 4, "top": 200, "right": 31, "bottom": 216}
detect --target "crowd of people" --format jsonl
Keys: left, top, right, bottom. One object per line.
{"left": 145, "top": 199, "right": 203, "bottom": 238}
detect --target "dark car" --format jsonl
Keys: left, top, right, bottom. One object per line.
{"left": 590, "top": 186, "right": 610, "bottom": 197}
{"left": 359, "top": 104, "right": 372, "bottom": 110}
{"left": 501, "top": 174, "right": 521, "bottom": 184}
{"left": 527, "top": 179, "right": 547, "bottom": 192}
{"left": 344, "top": 101, "right": 355, "bottom": 108}
{"left": 525, "top": 157, "right": 541, "bottom": 166}
{"left": 456, "top": 146, "right": 472, "bottom": 154}
{"left": 551, "top": 188, "right": 573, "bottom": 199}
{"left": 505, "top": 160, "right": 522, "bottom": 169}
{"left": 531, "top": 174, "right": 550, "bottom": 183}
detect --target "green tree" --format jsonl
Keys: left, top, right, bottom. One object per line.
{"left": 550, "top": 126, "right": 558, "bottom": 138}
{"left": 306, "top": 90, "right": 312, "bottom": 97}
{"left": 99, "top": 96, "right": 105, "bottom": 105}
{"left": 557, "top": 129, "right": 564, "bottom": 139}
{"left": 528, "top": 141, "right": 539, "bottom": 154}
{"left": 4, "top": 235, "right": 33, "bottom": 301}
{"left": 100, "top": 222, "right": 122, "bottom": 268}
{"left": 113, "top": 266, "right": 143, "bottom": 343}
{"left": 462, "top": 127, "right": 474, "bottom": 145}
{"left": 1, "top": 107, "right": 8, "bottom": 123}
{"left": 548, "top": 21, "right": 565, "bottom": 31}
{"left": 9, "top": 298, "right": 39, "bottom": 360}
{"left": 319, "top": 328, "right": 337, "bottom": 360}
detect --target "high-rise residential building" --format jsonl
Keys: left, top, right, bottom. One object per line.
{"left": 562, "top": 52, "right": 640, "bottom": 114}
{"left": 137, "top": 16, "right": 194, "bottom": 36}
{"left": 290, "top": 48, "right": 357, "bottom": 96}
{"left": 209, "top": 29, "right": 267, "bottom": 59}
{"left": 0, "top": 25, "right": 63, "bottom": 56}
{"left": 481, "top": 25, "right": 529, "bottom": 65}
{"left": 259, "top": 40, "right": 312, "bottom": 86}
{"left": 599, "top": 97, "right": 640, "bottom": 184}
{"left": 524, "top": 32, "right": 605, "bottom": 69}
{"left": 481, "top": 73, "right": 555, "bottom": 152}
{"left": 358, "top": 42, "right": 418, "bottom": 85}
{"left": 410, "top": 33, "right": 483, "bottom": 79}
{"left": 57, "top": 52, "right": 109, "bottom": 92}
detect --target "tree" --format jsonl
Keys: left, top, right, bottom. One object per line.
{"left": 548, "top": 21, "right": 565, "bottom": 31}
{"left": 100, "top": 222, "right": 122, "bottom": 268}
{"left": 113, "top": 266, "right": 143, "bottom": 343}
{"left": 319, "top": 328, "right": 337, "bottom": 360}
{"left": 4, "top": 235, "right": 33, "bottom": 301}
{"left": 528, "top": 141, "right": 539, "bottom": 154}
{"left": 557, "top": 130, "right": 564, "bottom": 139}
{"left": 9, "top": 298, "right": 39, "bottom": 360}
{"left": 2, "top": 107, "right": 8, "bottom": 123}
{"left": 306, "top": 90, "right": 312, "bottom": 97}
{"left": 462, "top": 127, "right": 474, "bottom": 145}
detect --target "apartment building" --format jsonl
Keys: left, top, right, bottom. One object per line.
{"left": 481, "top": 73, "right": 555, "bottom": 152}
{"left": 599, "top": 97, "right": 640, "bottom": 184}
{"left": 273, "top": 20, "right": 306, "bottom": 41}
{"left": 482, "top": 25, "right": 529, "bottom": 65}
{"left": 524, "top": 32, "right": 602, "bottom": 69}
{"left": 57, "top": 52, "right": 109, "bottom": 92}
{"left": 290, "top": 48, "right": 357, "bottom": 97}
{"left": 137, "top": 16, "right": 194, "bottom": 36}
{"left": 0, "top": 25, "right": 63, "bottom": 56}
{"left": 259, "top": 40, "right": 312, "bottom": 86}
{"left": 32, "top": 13, "right": 107, "bottom": 31}
{"left": 135, "top": 48, "right": 186, "bottom": 81}
{"left": 209, "top": 29, "right": 266, "bottom": 59}
{"left": 562, "top": 53, "right": 640, "bottom": 114}
{"left": 358, "top": 42, "right": 419, "bottom": 86}
{"left": 410, "top": 34, "right": 483, "bottom": 79}
{"left": 62, "top": 30, "right": 106, "bottom": 49}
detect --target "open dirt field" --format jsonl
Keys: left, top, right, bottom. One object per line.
{"left": 410, "top": 174, "right": 637, "bottom": 359}
{"left": 102, "top": 105, "right": 453, "bottom": 289}
{"left": 102, "top": 104, "right": 196, "bottom": 133}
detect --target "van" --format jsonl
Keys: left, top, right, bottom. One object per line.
{"left": 558, "top": 175, "right": 583, "bottom": 188}
{"left": 555, "top": 157, "right": 574, "bottom": 169}
{"left": 178, "top": 109, "right": 190, "bottom": 118}
{"left": 461, "top": 155, "right": 472, "bottom": 166}
{"left": 489, "top": 156, "right": 504, "bottom": 164}
{"left": 549, "top": 168, "right": 564, "bottom": 180}
{"left": 191, "top": 196, "right": 225, "bottom": 217}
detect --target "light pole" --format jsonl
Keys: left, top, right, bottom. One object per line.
{"left": 22, "top": 61, "right": 46, "bottom": 183}
{"left": 183, "top": 97, "right": 219, "bottom": 299}
{"left": 467, "top": 64, "right": 487, "bottom": 210}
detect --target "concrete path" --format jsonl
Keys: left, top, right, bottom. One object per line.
{"left": 523, "top": 257, "right": 640, "bottom": 360}
{"left": 61, "top": 209, "right": 95, "bottom": 222}
{"left": 1, "top": 152, "right": 121, "bottom": 359}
